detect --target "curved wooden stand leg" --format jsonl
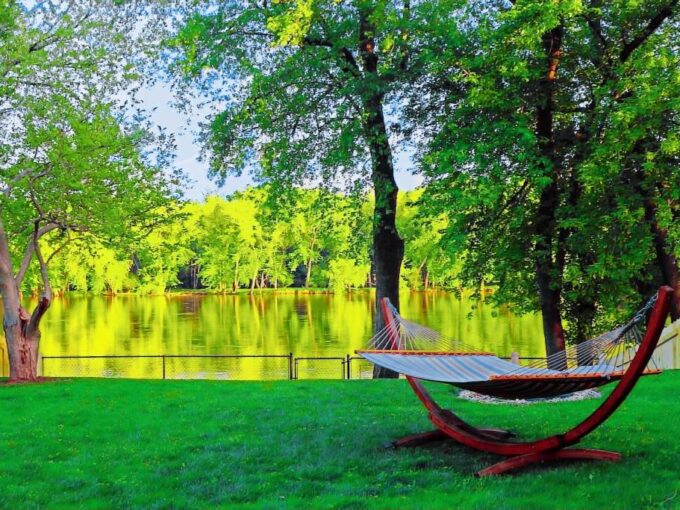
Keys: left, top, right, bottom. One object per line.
{"left": 476, "top": 448, "right": 621, "bottom": 477}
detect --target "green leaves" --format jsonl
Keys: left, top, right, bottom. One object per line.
{"left": 0, "top": 1, "right": 183, "bottom": 298}
{"left": 266, "top": 0, "right": 316, "bottom": 46}
{"left": 419, "top": 0, "right": 679, "bottom": 335}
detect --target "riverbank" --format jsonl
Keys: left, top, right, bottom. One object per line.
{"left": 1, "top": 374, "right": 678, "bottom": 509}
{"left": 47, "top": 286, "right": 465, "bottom": 298}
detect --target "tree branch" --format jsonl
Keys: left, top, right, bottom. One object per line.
{"left": 45, "top": 236, "right": 72, "bottom": 266}
{"left": 399, "top": 0, "right": 411, "bottom": 72}
{"left": 303, "top": 36, "right": 362, "bottom": 77}
{"left": 620, "top": 0, "right": 678, "bottom": 62}
{"left": 26, "top": 222, "right": 51, "bottom": 335}
{"left": 14, "top": 223, "right": 60, "bottom": 288}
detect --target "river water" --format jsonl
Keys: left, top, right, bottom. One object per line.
{"left": 1, "top": 291, "right": 677, "bottom": 379}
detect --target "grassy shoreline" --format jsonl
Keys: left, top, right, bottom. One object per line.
{"left": 35, "top": 287, "right": 469, "bottom": 299}
{"left": 1, "top": 374, "right": 678, "bottom": 509}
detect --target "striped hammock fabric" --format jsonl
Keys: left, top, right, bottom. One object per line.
{"left": 357, "top": 351, "right": 620, "bottom": 383}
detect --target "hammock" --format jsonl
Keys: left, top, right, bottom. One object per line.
{"left": 355, "top": 286, "right": 674, "bottom": 476}
{"left": 357, "top": 297, "right": 661, "bottom": 399}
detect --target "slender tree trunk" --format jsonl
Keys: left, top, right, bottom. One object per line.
{"left": 249, "top": 271, "right": 256, "bottom": 294}
{"left": 417, "top": 260, "right": 428, "bottom": 289}
{"left": 534, "top": 25, "right": 567, "bottom": 369}
{"left": 191, "top": 263, "right": 200, "bottom": 289}
{"left": 305, "top": 259, "right": 312, "bottom": 288}
{"left": 233, "top": 258, "right": 240, "bottom": 293}
{"left": 358, "top": 11, "right": 405, "bottom": 379}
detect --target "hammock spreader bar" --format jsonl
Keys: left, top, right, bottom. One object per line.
{"left": 360, "top": 286, "right": 673, "bottom": 476}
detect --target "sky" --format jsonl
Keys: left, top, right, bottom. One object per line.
{"left": 138, "top": 83, "right": 424, "bottom": 201}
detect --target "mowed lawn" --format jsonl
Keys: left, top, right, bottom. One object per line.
{"left": 1, "top": 373, "right": 679, "bottom": 510}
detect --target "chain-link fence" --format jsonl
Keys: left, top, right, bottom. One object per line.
{"left": 0, "top": 344, "right": 6, "bottom": 378}
{"left": 346, "top": 356, "right": 374, "bottom": 379}
{"left": 41, "top": 354, "right": 294, "bottom": 381}
{"left": 294, "top": 357, "right": 346, "bottom": 380}
{"left": 38, "top": 352, "right": 387, "bottom": 381}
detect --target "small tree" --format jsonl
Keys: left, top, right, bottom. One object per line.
{"left": 0, "top": 1, "right": 180, "bottom": 381}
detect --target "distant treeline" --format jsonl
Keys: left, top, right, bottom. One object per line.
{"left": 20, "top": 186, "right": 456, "bottom": 295}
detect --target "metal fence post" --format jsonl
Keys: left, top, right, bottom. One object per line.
{"left": 162, "top": 355, "right": 166, "bottom": 380}
{"left": 346, "top": 354, "right": 351, "bottom": 379}
{"left": 288, "top": 352, "right": 293, "bottom": 380}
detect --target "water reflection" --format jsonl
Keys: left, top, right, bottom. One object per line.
{"left": 0, "top": 291, "right": 677, "bottom": 379}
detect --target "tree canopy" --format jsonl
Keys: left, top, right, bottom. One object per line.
{"left": 414, "top": 0, "right": 679, "bottom": 354}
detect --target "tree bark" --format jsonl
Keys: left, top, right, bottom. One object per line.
{"left": 0, "top": 219, "right": 50, "bottom": 381}
{"left": 533, "top": 25, "right": 568, "bottom": 369}
{"left": 305, "top": 258, "right": 312, "bottom": 288}
{"left": 629, "top": 153, "right": 680, "bottom": 320}
{"left": 4, "top": 306, "right": 45, "bottom": 381}
{"left": 249, "top": 271, "right": 256, "bottom": 294}
{"left": 358, "top": 10, "right": 405, "bottom": 379}
{"left": 641, "top": 188, "right": 680, "bottom": 320}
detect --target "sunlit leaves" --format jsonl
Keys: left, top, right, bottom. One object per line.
{"left": 266, "top": 0, "right": 315, "bottom": 46}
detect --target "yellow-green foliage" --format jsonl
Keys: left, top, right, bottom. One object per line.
{"left": 32, "top": 186, "right": 461, "bottom": 294}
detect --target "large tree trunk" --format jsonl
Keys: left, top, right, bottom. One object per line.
{"left": 4, "top": 318, "right": 42, "bottom": 381}
{"left": 371, "top": 157, "right": 404, "bottom": 379}
{"left": 0, "top": 220, "right": 50, "bottom": 381}
{"left": 641, "top": 190, "right": 680, "bottom": 320}
{"left": 534, "top": 25, "right": 568, "bottom": 369}
{"left": 359, "top": 12, "right": 405, "bottom": 379}
{"left": 629, "top": 158, "right": 680, "bottom": 320}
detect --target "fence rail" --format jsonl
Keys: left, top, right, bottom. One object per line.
{"left": 41, "top": 353, "right": 295, "bottom": 381}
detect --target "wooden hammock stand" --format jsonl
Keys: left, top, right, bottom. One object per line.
{"left": 380, "top": 286, "right": 673, "bottom": 476}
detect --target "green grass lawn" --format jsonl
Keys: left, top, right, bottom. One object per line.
{"left": 1, "top": 373, "right": 679, "bottom": 510}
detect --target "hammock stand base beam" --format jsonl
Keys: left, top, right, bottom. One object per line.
{"left": 476, "top": 448, "right": 621, "bottom": 477}
{"left": 377, "top": 286, "right": 673, "bottom": 476}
